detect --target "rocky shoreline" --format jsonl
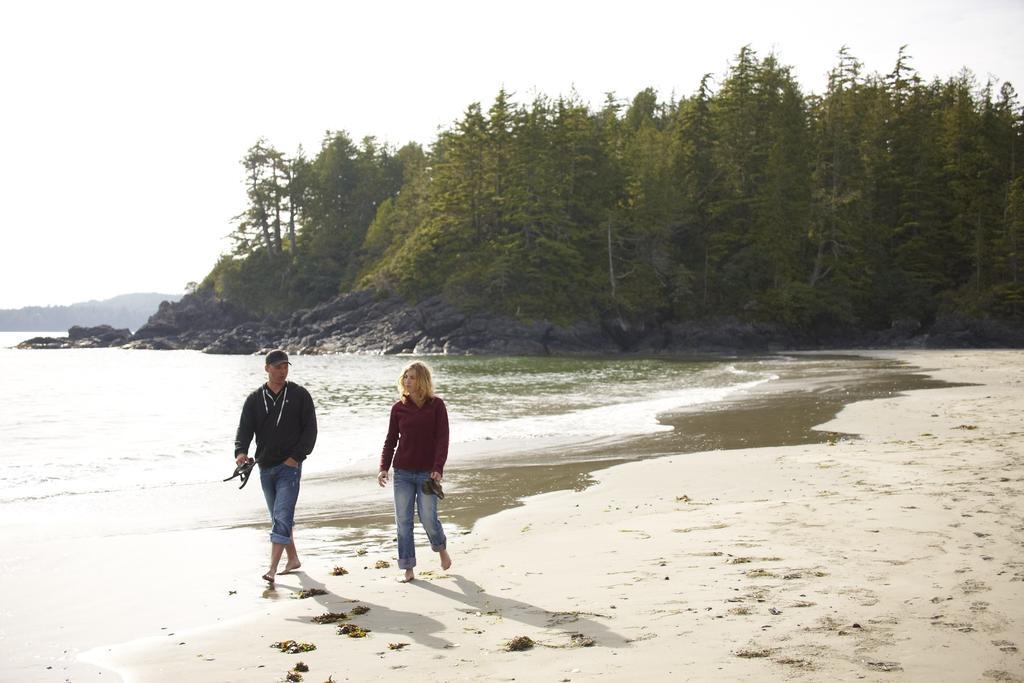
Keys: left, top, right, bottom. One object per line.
{"left": 16, "top": 287, "right": 1024, "bottom": 354}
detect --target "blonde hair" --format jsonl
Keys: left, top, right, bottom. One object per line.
{"left": 397, "top": 361, "right": 435, "bottom": 402}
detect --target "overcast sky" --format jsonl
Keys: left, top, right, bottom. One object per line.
{"left": 2, "top": 0, "right": 1022, "bottom": 309}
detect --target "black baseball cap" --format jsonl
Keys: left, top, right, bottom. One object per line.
{"left": 265, "top": 349, "right": 290, "bottom": 366}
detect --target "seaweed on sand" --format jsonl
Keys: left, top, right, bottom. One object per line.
{"left": 271, "top": 640, "right": 317, "bottom": 654}
{"left": 337, "top": 623, "right": 371, "bottom": 638}
{"left": 505, "top": 636, "right": 535, "bottom": 651}
{"left": 311, "top": 612, "right": 348, "bottom": 624}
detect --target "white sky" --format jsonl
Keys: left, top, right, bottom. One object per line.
{"left": 1, "top": 0, "right": 1022, "bottom": 309}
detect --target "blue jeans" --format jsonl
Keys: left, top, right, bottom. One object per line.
{"left": 260, "top": 462, "right": 301, "bottom": 545}
{"left": 393, "top": 469, "right": 447, "bottom": 570}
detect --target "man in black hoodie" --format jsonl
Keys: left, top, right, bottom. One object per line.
{"left": 234, "top": 349, "right": 317, "bottom": 586}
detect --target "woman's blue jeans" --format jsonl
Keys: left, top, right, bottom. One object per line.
{"left": 260, "top": 462, "right": 301, "bottom": 545}
{"left": 393, "top": 469, "right": 446, "bottom": 570}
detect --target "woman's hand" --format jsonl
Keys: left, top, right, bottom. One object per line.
{"left": 377, "top": 470, "right": 388, "bottom": 487}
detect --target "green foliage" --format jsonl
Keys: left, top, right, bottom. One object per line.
{"left": 201, "top": 254, "right": 290, "bottom": 314}
{"left": 214, "top": 133, "right": 406, "bottom": 313}
{"left": 206, "top": 47, "right": 1024, "bottom": 332}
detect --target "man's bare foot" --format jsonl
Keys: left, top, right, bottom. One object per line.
{"left": 439, "top": 549, "right": 452, "bottom": 571}
{"left": 399, "top": 568, "right": 415, "bottom": 583}
{"left": 262, "top": 572, "right": 275, "bottom": 586}
{"left": 279, "top": 561, "right": 302, "bottom": 575}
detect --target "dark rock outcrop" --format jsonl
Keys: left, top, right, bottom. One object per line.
{"left": 68, "top": 325, "right": 133, "bottom": 346}
{"left": 17, "top": 286, "right": 1024, "bottom": 355}
{"left": 660, "top": 318, "right": 796, "bottom": 353}
{"left": 18, "top": 324, "right": 132, "bottom": 349}
{"left": 16, "top": 335, "right": 70, "bottom": 349}
{"left": 131, "top": 288, "right": 256, "bottom": 350}
{"left": 920, "top": 315, "right": 1024, "bottom": 348}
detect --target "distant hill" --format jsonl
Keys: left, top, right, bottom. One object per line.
{"left": 0, "top": 293, "right": 182, "bottom": 332}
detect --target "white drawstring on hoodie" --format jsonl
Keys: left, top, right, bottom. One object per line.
{"left": 262, "top": 382, "right": 289, "bottom": 427}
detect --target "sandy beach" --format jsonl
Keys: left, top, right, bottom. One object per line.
{"left": 81, "top": 350, "right": 1024, "bottom": 682}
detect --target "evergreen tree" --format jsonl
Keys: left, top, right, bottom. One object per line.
{"left": 806, "top": 47, "right": 870, "bottom": 328}
{"left": 672, "top": 74, "right": 718, "bottom": 316}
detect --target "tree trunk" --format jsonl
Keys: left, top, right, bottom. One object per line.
{"left": 607, "top": 220, "right": 616, "bottom": 302}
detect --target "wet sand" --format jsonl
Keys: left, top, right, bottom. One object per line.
{"left": 74, "top": 350, "right": 1024, "bottom": 682}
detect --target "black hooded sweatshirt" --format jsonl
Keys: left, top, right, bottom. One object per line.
{"left": 234, "top": 381, "right": 317, "bottom": 468}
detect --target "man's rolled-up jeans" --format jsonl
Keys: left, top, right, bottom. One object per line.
{"left": 260, "top": 462, "right": 301, "bottom": 545}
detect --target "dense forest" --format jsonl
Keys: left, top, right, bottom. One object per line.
{"left": 202, "top": 46, "right": 1023, "bottom": 336}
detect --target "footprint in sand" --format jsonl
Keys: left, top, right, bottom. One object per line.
{"left": 931, "top": 617, "right": 976, "bottom": 633}
{"left": 773, "top": 656, "right": 814, "bottom": 670}
{"left": 960, "top": 579, "right": 991, "bottom": 594}
{"left": 991, "top": 640, "right": 1018, "bottom": 653}
{"left": 805, "top": 616, "right": 848, "bottom": 634}
{"left": 837, "top": 586, "right": 880, "bottom": 607}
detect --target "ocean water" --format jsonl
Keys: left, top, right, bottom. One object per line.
{"left": 0, "top": 331, "right": 775, "bottom": 507}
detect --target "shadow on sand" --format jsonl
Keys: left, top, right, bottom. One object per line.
{"left": 411, "top": 574, "right": 627, "bottom": 648}
{"left": 266, "top": 572, "right": 625, "bottom": 650}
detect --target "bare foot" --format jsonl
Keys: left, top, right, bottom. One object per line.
{"left": 399, "top": 568, "right": 415, "bottom": 583}
{"left": 262, "top": 572, "right": 275, "bottom": 586}
{"left": 279, "top": 561, "right": 302, "bottom": 575}
{"left": 440, "top": 549, "right": 452, "bottom": 571}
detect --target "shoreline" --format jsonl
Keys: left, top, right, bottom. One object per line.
{"left": 235, "top": 353, "right": 950, "bottom": 554}
{"left": 77, "top": 349, "right": 1024, "bottom": 681}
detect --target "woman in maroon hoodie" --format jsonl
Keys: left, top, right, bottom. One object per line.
{"left": 377, "top": 361, "right": 452, "bottom": 582}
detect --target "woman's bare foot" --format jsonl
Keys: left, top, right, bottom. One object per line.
{"left": 399, "top": 568, "right": 415, "bottom": 583}
{"left": 439, "top": 549, "right": 452, "bottom": 571}
{"left": 279, "top": 560, "right": 302, "bottom": 575}
{"left": 262, "top": 572, "right": 275, "bottom": 586}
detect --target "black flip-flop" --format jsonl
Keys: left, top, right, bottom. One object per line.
{"left": 224, "top": 460, "right": 256, "bottom": 489}
{"left": 422, "top": 479, "right": 445, "bottom": 499}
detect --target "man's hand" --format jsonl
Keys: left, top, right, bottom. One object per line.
{"left": 236, "top": 453, "right": 251, "bottom": 467}
{"left": 377, "top": 470, "right": 388, "bottom": 487}
{"left": 430, "top": 471, "right": 443, "bottom": 483}
{"left": 284, "top": 457, "right": 299, "bottom": 468}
